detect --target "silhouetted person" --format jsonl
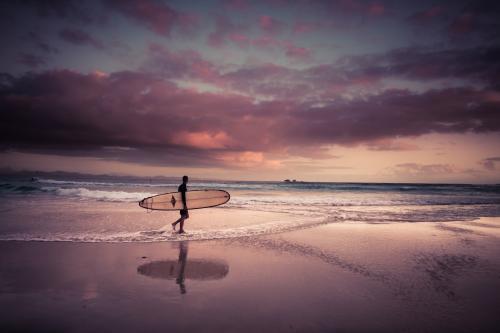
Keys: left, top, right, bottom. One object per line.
{"left": 176, "top": 242, "right": 188, "bottom": 294}
{"left": 172, "top": 175, "right": 189, "bottom": 234}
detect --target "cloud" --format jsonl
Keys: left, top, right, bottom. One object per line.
{"left": 0, "top": 70, "right": 259, "bottom": 167}
{"left": 171, "top": 131, "right": 234, "bottom": 149}
{"left": 334, "top": 45, "right": 500, "bottom": 85}
{"left": 259, "top": 15, "right": 285, "bottom": 35}
{"left": 408, "top": 6, "right": 444, "bottom": 25}
{"left": 16, "top": 53, "right": 46, "bottom": 68}
{"left": 365, "top": 139, "right": 419, "bottom": 151}
{"left": 206, "top": 17, "right": 311, "bottom": 61}
{"left": 17, "top": 0, "right": 94, "bottom": 24}
{"left": 143, "top": 43, "right": 221, "bottom": 83}
{"left": 392, "top": 163, "right": 456, "bottom": 177}
{"left": 1, "top": 69, "right": 500, "bottom": 170}
{"left": 447, "top": 1, "right": 500, "bottom": 39}
{"left": 318, "top": 0, "right": 387, "bottom": 17}
{"left": 284, "top": 43, "right": 312, "bottom": 61}
{"left": 367, "top": 2, "right": 385, "bottom": 16}
{"left": 220, "top": 45, "right": 500, "bottom": 101}
{"left": 292, "top": 21, "right": 323, "bottom": 35}
{"left": 59, "top": 28, "right": 104, "bottom": 49}
{"left": 26, "top": 31, "right": 59, "bottom": 54}
{"left": 208, "top": 15, "right": 247, "bottom": 47}
{"left": 221, "top": 0, "right": 250, "bottom": 11}
{"left": 480, "top": 157, "right": 500, "bottom": 170}
{"left": 104, "top": 0, "right": 197, "bottom": 37}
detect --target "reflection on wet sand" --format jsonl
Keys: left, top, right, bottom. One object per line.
{"left": 137, "top": 242, "right": 229, "bottom": 294}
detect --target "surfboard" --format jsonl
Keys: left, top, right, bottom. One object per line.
{"left": 139, "top": 190, "right": 230, "bottom": 211}
{"left": 137, "top": 260, "right": 229, "bottom": 280}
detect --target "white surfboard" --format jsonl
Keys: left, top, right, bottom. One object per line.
{"left": 139, "top": 190, "right": 230, "bottom": 211}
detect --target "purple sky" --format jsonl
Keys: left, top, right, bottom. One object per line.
{"left": 1, "top": 0, "right": 499, "bottom": 182}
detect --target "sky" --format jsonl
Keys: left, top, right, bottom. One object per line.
{"left": 0, "top": 0, "right": 499, "bottom": 183}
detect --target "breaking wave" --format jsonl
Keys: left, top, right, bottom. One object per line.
{"left": 42, "top": 187, "right": 155, "bottom": 202}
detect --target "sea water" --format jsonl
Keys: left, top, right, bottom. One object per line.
{"left": 1, "top": 174, "right": 499, "bottom": 242}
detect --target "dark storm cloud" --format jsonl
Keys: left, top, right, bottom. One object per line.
{"left": 1, "top": 69, "right": 499, "bottom": 166}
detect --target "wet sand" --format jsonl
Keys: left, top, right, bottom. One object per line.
{"left": 1, "top": 217, "right": 500, "bottom": 332}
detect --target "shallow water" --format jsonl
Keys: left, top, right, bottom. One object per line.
{"left": 1, "top": 175, "right": 499, "bottom": 242}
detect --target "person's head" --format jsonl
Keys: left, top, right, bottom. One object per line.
{"left": 182, "top": 175, "right": 188, "bottom": 184}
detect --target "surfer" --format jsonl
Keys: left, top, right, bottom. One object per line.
{"left": 172, "top": 175, "right": 189, "bottom": 233}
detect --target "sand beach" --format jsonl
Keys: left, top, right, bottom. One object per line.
{"left": 1, "top": 215, "right": 499, "bottom": 332}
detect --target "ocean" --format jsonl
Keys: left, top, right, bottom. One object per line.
{"left": 1, "top": 174, "right": 499, "bottom": 242}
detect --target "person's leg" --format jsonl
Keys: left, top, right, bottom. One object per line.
{"left": 172, "top": 217, "right": 182, "bottom": 230}
{"left": 178, "top": 217, "right": 185, "bottom": 233}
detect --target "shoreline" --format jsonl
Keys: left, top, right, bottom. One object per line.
{"left": 1, "top": 217, "right": 500, "bottom": 332}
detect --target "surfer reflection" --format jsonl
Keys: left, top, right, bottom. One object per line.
{"left": 137, "top": 241, "right": 229, "bottom": 295}
{"left": 172, "top": 175, "right": 189, "bottom": 234}
{"left": 176, "top": 242, "right": 188, "bottom": 294}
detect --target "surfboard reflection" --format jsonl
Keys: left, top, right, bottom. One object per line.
{"left": 137, "top": 242, "right": 229, "bottom": 294}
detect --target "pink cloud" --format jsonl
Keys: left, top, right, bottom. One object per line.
{"left": 226, "top": 39, "right": 301, "bottom": 62}
{"left": 217, "top": 151, "right": 281, "bottom": 168}
{"left": 284, "top": 44, "right": 312, "bottom": 61}
{"left": 172, "top": 131, "right": 234, "bottom": 149}
{"left": 2, "top": 69, "right": 499, "bottom": 168}
{"left": 365, "top": 139, "right": 419, "bottom": 151}
{"left": 259, "top": 15, "right": 285, "bottom": 35}
{"left": 227, "top": 33, "right": 250, "bottom": 48}
{"left": 368, "top": 2, "right": 385, "bottom": 16}
{"left": 292, "top": 22, "right": 322, "bottom": 35}
{"left": 480, "top": 157, "right": 500, "bottom": 171}
{"left": 145, "top": 43, "right": 221, "bottom": 83}
{"left": 251, "top": 36, "right": 283, "bottom": 51}
{"left": 207, "top": 19, "right": 311, "bottom": 61}
{"left": 208, "top": 15, "right": 247, "bottom": 47}
{"left": 176, "top": 13, "right": 200, "bottom": 36}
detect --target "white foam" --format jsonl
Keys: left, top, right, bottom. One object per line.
{"left": 0, "top": 217, "right": 328, "bottom": 243}
{"left": 41, "top": 186, "right": 155, "bottom": 202}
